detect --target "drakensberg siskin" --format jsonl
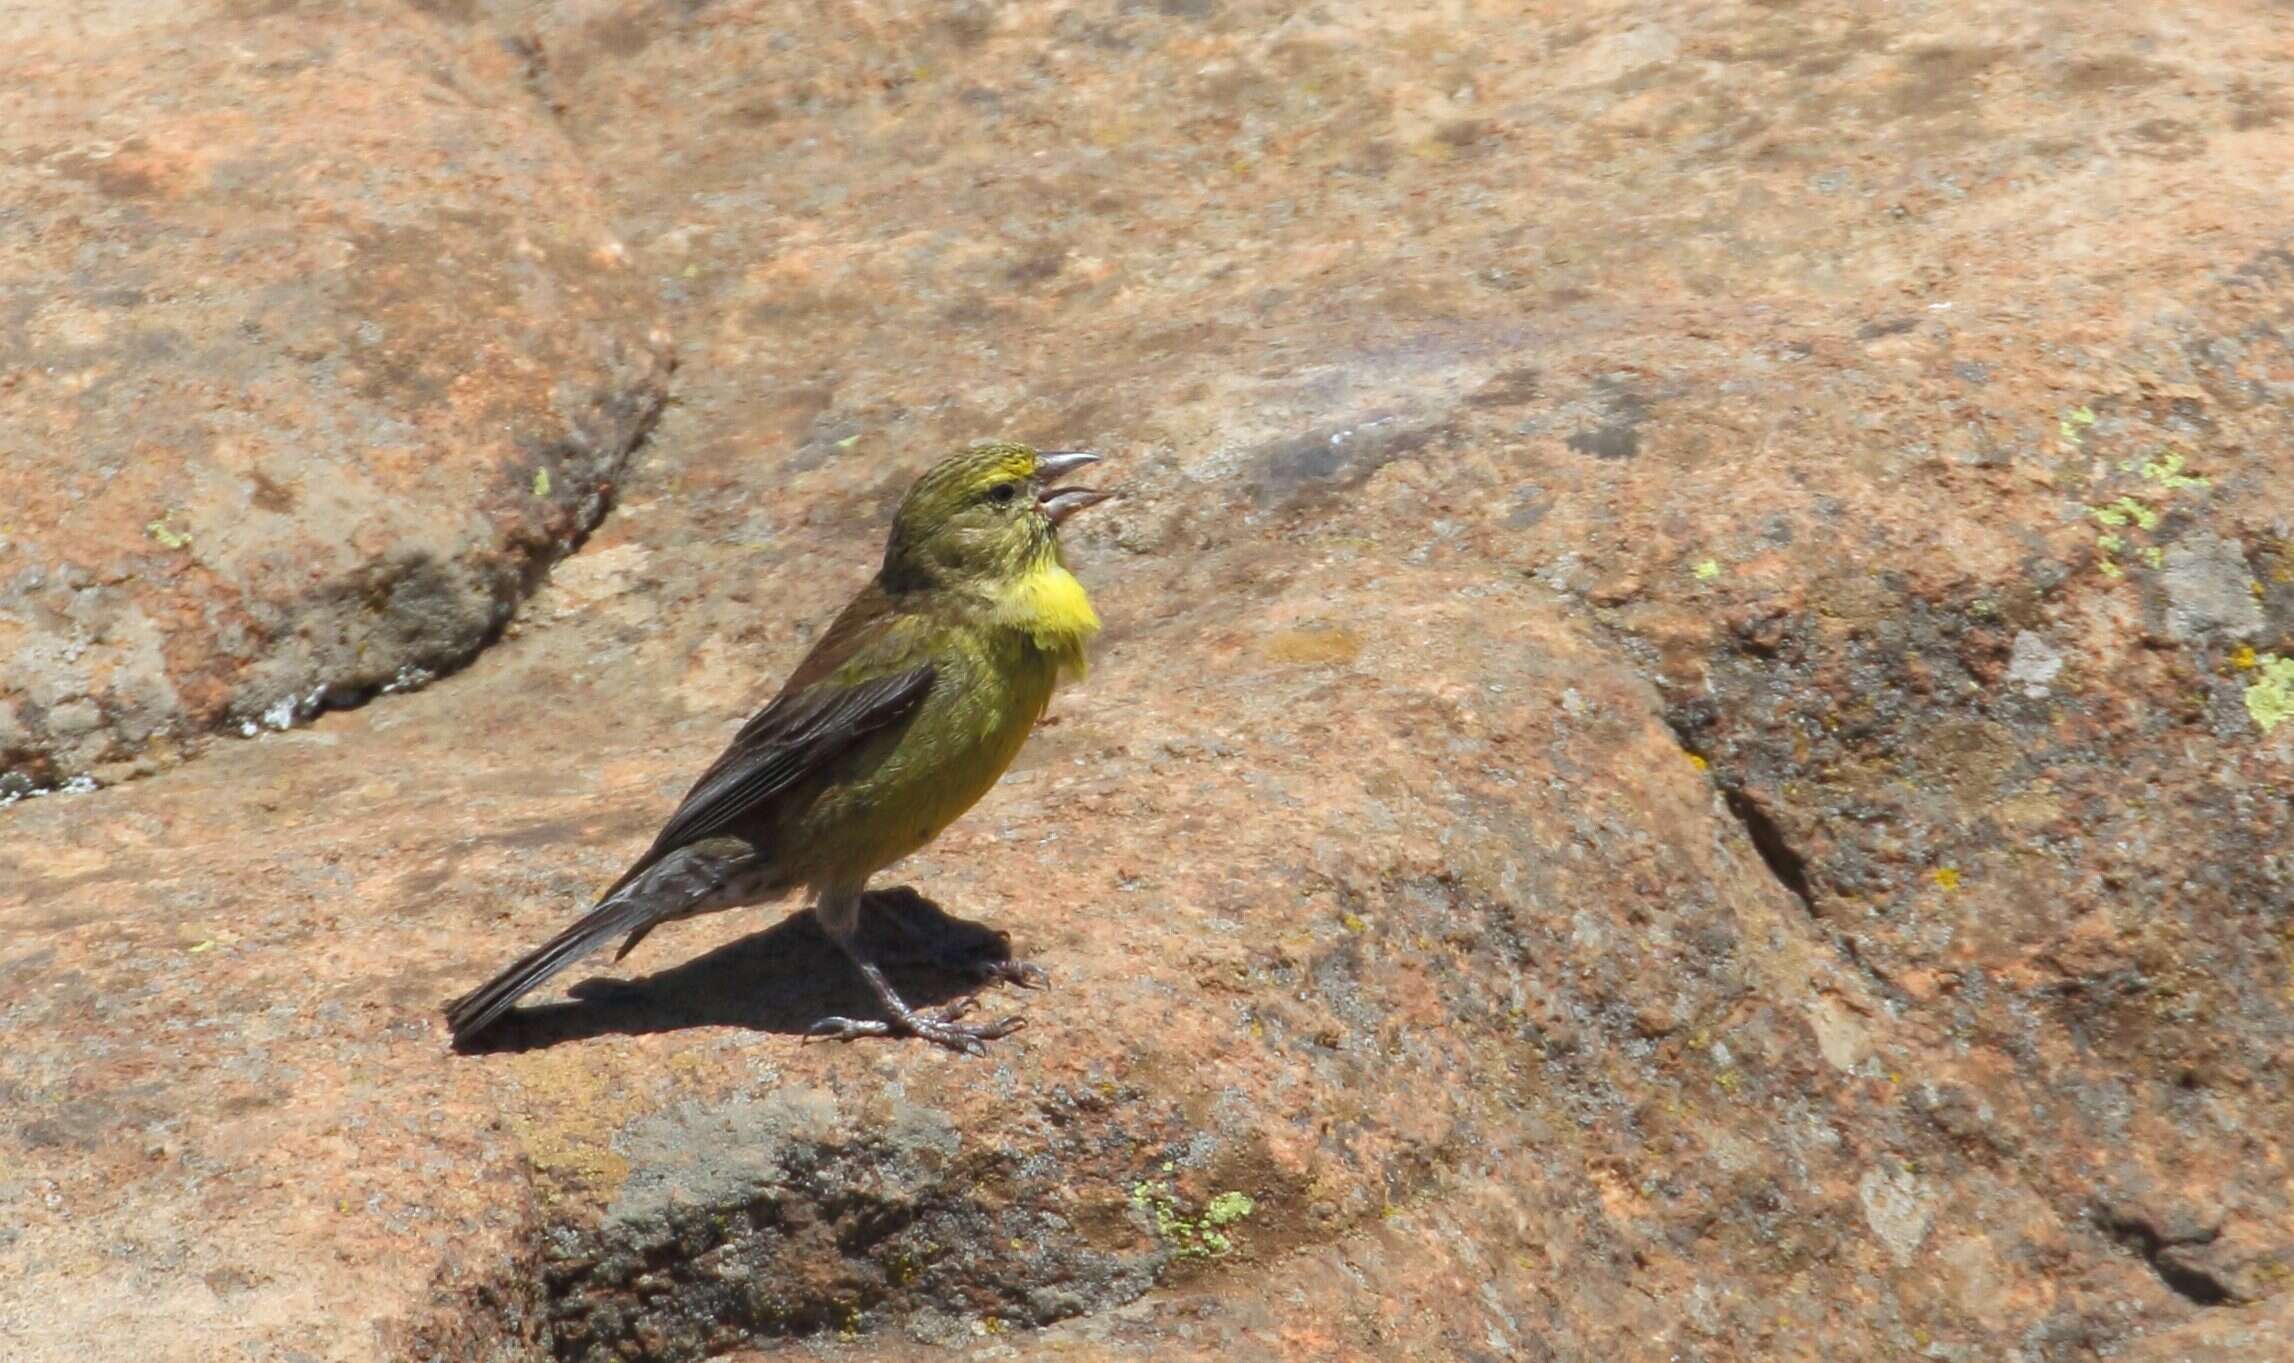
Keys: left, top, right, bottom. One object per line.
{"left": 444, "top": 442, "right": 1112, "bottom": 1054}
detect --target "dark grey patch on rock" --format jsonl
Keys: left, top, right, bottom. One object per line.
{"left": 791, "top": 414, "right": 867, "bottom": 472}
{"left": 538, "top": 1089, "right": 1161, "bottom": 1360}
{"left": 1126, "top": 0, "right": 1222, "bottom": 19}
{"left": 1466, "top": 366, "right": 1542, "bottom": 408}
{"left": 18, "top": 1094, "right": 157, "bottom": 1151}
{"left": 932, "top": 0, "right": 995, "bottom": 47}
{"left": 1001, "top": 242, "right": 1069, "bottom": 288}
{"left": 1051, "top": 9, "right": 1141, "bottom": 51}
{"left": 2158, "top": 530, "right": 2263, "bottom": 643}
{"left": 1565, "top": 377, "right": 1650, "bottom": 460}
{"left": 1243, "top": 415, "right": 1446, "bottom": 507}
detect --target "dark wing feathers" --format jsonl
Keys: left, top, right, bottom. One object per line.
{"left": 664, "top": 665, "right": 932, "bottom": 849}
{"left": 590, "top": 584, "right": 937, "bottom": 902}
{"left": 595, "top": 661, "right": 934, "bottom": 902}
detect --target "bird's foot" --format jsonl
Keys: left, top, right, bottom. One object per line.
{"left": 803, "top": 994, "right": 1026, "bottom": 1057}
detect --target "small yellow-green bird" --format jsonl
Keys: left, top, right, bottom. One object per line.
{"left": 444, "top": 442, "right": 1111, "bottom": 1053}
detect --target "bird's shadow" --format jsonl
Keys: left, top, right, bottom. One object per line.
{"left": 451, "top": 886, "right": 1023, "bottom": 1055}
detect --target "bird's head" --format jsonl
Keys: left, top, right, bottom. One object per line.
{"left": 880, "top": 442, "right": 1111, "bottom": 593}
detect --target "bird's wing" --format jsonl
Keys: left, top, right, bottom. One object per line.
{"left": 597, "top": 589, "right": 936, "bottom": 900}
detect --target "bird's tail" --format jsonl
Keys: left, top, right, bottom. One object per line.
{"left": 444, "top": 894, "right": 661, "bottom": 1043}
{"left": 444, "top": 841, "right": 760, "bottom": 1043}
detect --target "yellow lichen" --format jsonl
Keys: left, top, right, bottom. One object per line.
{"left": 2089, "top": 497, "right": 2158, "bottom": 531}
{"left": 2138, "top": 451, "right": 2209, "bottom": 489}
{"left": 2245, "top": 655, "right": 2294, "bottom": 734}
{"left": 146, "top": 513, "right": 193, "bottom": 549}
{"left": 1130, "top": 1179, "right": 1259, "bottom": 1260}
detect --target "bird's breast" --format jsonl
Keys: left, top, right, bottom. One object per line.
{"left": 788, "top": 635, "right": 1063, "bottom": 885}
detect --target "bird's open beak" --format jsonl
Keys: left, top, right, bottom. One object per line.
{"left": 1036, "top": 450, "right": 1113, "bottom": 525}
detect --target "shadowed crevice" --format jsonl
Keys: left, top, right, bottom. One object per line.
{"left": 1657, "top": 714, "right": 1815, "bottom": 912}
{"left": 2095, "top": 1209, "right": 2237, "bottom": 1307}
{"left": 1719, "top": 786, "right": 1814, "bottom": 910}
{"left": 1660, "top": 712, "right": 1902, "bottom": 999}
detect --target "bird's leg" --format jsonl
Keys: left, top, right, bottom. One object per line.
{"left": 816, "top": 951, "right": 1027, "bottom": 1056}
{"left": 806, "top": 889, "right": 1026, "bottom": 1056}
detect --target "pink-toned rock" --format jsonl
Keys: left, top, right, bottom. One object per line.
{"left": 0, "top": 3, "right": 669, "bottom": 792}
{"left": 4, "top": 1, "right": 2292, "bottom": 1361}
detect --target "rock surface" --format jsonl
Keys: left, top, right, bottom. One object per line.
{"left": 5, "top": 2, "right": 2293, "bottom": 1362}
{"left": 0, "top": 3, "right": 670, "bottom": 792}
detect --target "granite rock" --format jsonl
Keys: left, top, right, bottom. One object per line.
{"left": 4, "top": 2, "right": 2293, "bottom": 1361}
{"left": 0, "top": 2, "right": 670, "bottom": 792}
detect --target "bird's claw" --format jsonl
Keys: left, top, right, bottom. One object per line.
{"left": 913, "top": 1010, "right": 1025, "bottom": 1056}
{"left": 803, "top": 1001, "right": 1025, "bottom": 1056}
{"left": 967, "top": 958, "right": 1049, "bottom": 991}
{"left": 803, "top": 1015, "right": 891, "bottom": 1045}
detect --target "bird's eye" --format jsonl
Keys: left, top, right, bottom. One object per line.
{"left": 986, "top": 482, "right": 1019, "bottom": 506}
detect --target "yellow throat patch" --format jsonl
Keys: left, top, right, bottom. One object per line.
{"left": 995, "top": 560, "right": 1101, "bottom": 679}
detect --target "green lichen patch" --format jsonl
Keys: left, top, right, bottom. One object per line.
{"left": 146, "top": 511, "right": 193, "bottom": 549}
{"left": 2088, "top": 497, "right": 2159, "bottom": 532}
{"left": 2136, "top": 450, "right": 2210, "bottom": 490}
{"left": 2245, "top": 654, "right": 2294, "bottom": 734}
{"left": 2079, "top": 450, "right": 2213, "bottom": 580}
{"left": 2057, "top": 405, "right": 2096, "bottom": 448}
{"left": 1129, "top": 1172, "right": 1258, "bottom": 1260}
